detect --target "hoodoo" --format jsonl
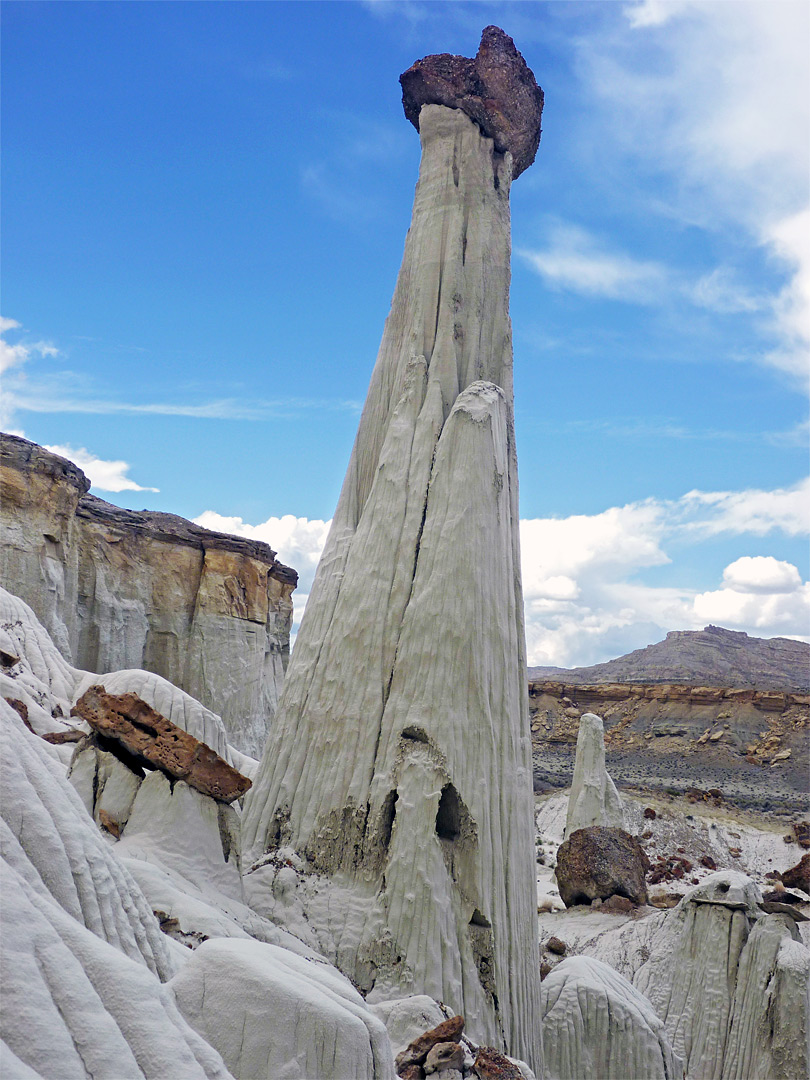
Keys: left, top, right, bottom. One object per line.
{"left": 242, "top": 27, "right": 544, "bottom": 1068}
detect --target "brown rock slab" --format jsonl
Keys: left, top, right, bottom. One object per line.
{"left": 472, "top": 1046, "right": 523, "bottom": 1079}
{"left": 793, "top": 821, "right": 810, "bottom": 848}
{"left": 602, "top": 894, "right": 636, "bottom": 914}
{"left": 72, "top": 685, "right": 251, "bottom": 803}
{"left": 400, "top": 26, "right": 543, "bottom": 178}
{"left": 781, "top": 852, "right": 810, "bottom": 893}
{"left": 395, "top": 1016, "right": 464, "bottom": 1074}
{"left": 424, "top": 1042, "right": 465, "bottom": 1074}
{"left": 546, "top": 936, "right": 567, "bottom": 955}
{"left": 398, "top": 1067, "right": 423, "bottom": 1080}
{"left": 556, "top": 826, "right": 650, "bottom": 908}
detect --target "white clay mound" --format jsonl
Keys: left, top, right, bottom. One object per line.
{"left": 541, "top": 955, "right": 684, "bottom": 1080}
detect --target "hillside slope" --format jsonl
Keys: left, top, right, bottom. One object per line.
{"left": 529, "top": 625, "right": 809, "bottom": 692}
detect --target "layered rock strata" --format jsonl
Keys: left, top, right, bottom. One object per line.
{"left": 530, "top": 680, "right": 810, "bottom": 811}
{"left": 0, "top": 432, "right": 296, "bottom": 756}
{"left": 242, "top": 29, "right": 543, "bottom": 1070}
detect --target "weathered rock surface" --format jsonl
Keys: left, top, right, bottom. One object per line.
{"left": 540, "top": 956, "right": 684, "bottom": 1080}
{"left": 395, "top": 1016, "right": 464, "bottom": 1074}
{"left": 243, "top": 77, "right": 542, "bottom": 1068}
{"left": 556, "top": 826, "right": 649, "bottom": 908}
{"left": 0, "top": 432, "right": 296, "bottom": 756}
{"left": 472, "top": 1045, "right": 524, "bottom": 1078}
{"left": 72, "top": 684, "right": 252, "bottom": 803}
{"left": 530, "top": 678, "right": 810, "bottom": 812}
{"left": 564, "top": 712, "right": 624, "bottom": 838}
{"left": 0, "top": 698, "right": 233, "bottom": 1079}
{"left": 400, "top": 26, "right": 543, "bottom": 178}
{"left": 585, "top": 873, "right": 809, "bottom": 1080}
{"left": 424, "top": 1042, "right": 465, "bottom": 1074}
{"left": 169, "top": 938, "right": 395, "bottom": 1080}
{"left": 529, "top": 625, "right": 810, "bottom": 691}
{"left": 781, "top": 853, "right": 810, "bottom": 893}
{"left": 1, "top": 590, "right": 407, "bottom": 1080}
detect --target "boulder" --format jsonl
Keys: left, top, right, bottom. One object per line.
{"left": 564, "top": 712, "right": 625, "bottom": 837}
{"left": 72, "top": 685, "right": 251, "bottom": 803}
{"left": 400, "top": 26, "right": 543, "bottom": 178}
{"left": 540, "top": 956, "right": 684, "bottom": 1080}
{"left": 395, "top": 1016, "right": 464, "bottom": 1073}
{"left": 472, "top": 1046, "right": 524, "bottom": 1078}
{"left": 556, "top": 827, "right": 649, "bottom": 908}
{"left": 780, "top": 852, "right": 810, "bottom": 893}
{"left": 424, "top": 1042, "right": 465, "bottom": 1074}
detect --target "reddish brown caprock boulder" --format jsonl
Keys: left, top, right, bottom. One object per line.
{"left": 395, "top": 1015, "right": 464, "bottom": 1077}
{"left": 556, "top": 826, "right": 650, "bottom": 908}
{"left": 400, "top": 26, "right": 543, "bottom": 178}
{"left": 472, "top": 1045, "right": 524, "bottom": 1079}
{"left": 72, "top": 685, "right": 251, "bottom": 803}
{"left": 781, "top": 852, "right": 810, "bottom": 893}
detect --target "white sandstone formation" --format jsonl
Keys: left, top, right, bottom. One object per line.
{"left": 171, "top": 938, "right": 394, "bottom": 1080}
{"left": 242, "top": 101, "right": 541, "bottom": 1067}
{"left": 540, "top": 955, "right": 684, "bottom": 1080}
{"left": 583, "top": 872, "right": 810, "bottom": 1080}
{"left": 0, "top": 433, "right": 295, "bottom": 756}
{"left": 564, "top": 711, "right": 625, "bottom": 837}
{"left": 0, "top": 590, "right": 401, "bottom": 1079}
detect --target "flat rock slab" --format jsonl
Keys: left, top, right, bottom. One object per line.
{"left": 72, "top": 685, "right": 251, "bottom": 803}
{"left": 400, "top": 25, "right": 543, "bottom": 178}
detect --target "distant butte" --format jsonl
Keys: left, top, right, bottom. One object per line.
{"left": 400, "top": 25, "right": 544, "bottom": 179}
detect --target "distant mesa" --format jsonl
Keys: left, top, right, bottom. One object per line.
{"left": 529, "top": 625, "right": 810, "bottom": 693}
{"left": 400, "top": 25, "right": 544, "bottom": 179}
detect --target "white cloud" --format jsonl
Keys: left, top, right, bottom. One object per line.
{"left": 681, "top": 477, "right": 809, "bottom": 537}
{"left": 694, "top": 555, "right": 808, "bottom": 632}
{"left": 582, "top": 1, "right": 810, "bottom": 383}
{"left": 196, "top": 478, "right": 809, "bottom": 668}
{"left": 688, "top": 267, "right": 762, "bottom": 315}
{"left": 43, "top": 443, "right": 159, "bottom": 493}
{"left": 518, "top": 224, "right": 667, "bottom": 303}
{"left": 721, "top": 555, "right": 803, "bottom": 595}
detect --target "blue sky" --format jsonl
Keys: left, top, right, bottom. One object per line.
{"left": 2, "top": 0, "right": 808, "bottom": 667}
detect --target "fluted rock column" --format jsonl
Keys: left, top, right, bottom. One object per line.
{"left": 242, "top": 28, "right": 543, "bottom": 1069}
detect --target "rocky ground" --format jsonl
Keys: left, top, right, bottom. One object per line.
{"left": 534, "top": 790, "right": 810, "bottom": 962}
{"left": 530, "top": 680, "right": 809, "bottom": 812}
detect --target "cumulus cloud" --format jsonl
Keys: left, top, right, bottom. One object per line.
{"left": 721, "top": 555, "right": 803, "bottom": 595}
{"left": 694, "top": 557, "right": 808, "bottom": 634}
{"left": 43, "top": 444, "right": 159, "bottom": 494}
{"left": 196, "top": 477, "right": 809, "bottom": 667}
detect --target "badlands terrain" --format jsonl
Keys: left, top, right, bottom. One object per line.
{"left": 1, "top": 25, "right": 808, "bottom": 1080}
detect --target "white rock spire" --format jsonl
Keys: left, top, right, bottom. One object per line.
{"left": 243, "top": 45, "right": 543, "bottom": 1068}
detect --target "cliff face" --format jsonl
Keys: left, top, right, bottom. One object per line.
{"left": 0, "top": 433, "right": 296, "bottom": 756}
{"left": 529, "top": 625, "right": 810, "bottom": 692}
{"left": 530, "top": 680, "right": 810, "bottom": 812}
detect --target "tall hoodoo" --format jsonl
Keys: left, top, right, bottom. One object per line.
{"left": 242, "top": 28, "right": 543, "bottom": 1068}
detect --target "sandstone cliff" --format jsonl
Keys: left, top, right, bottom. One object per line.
{"left": 0, "top": 432, "right": 296, "bottom": 756}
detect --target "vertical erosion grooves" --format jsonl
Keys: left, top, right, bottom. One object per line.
{"left": 241, "top": 107, "right": 540, "bottom": 1068}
